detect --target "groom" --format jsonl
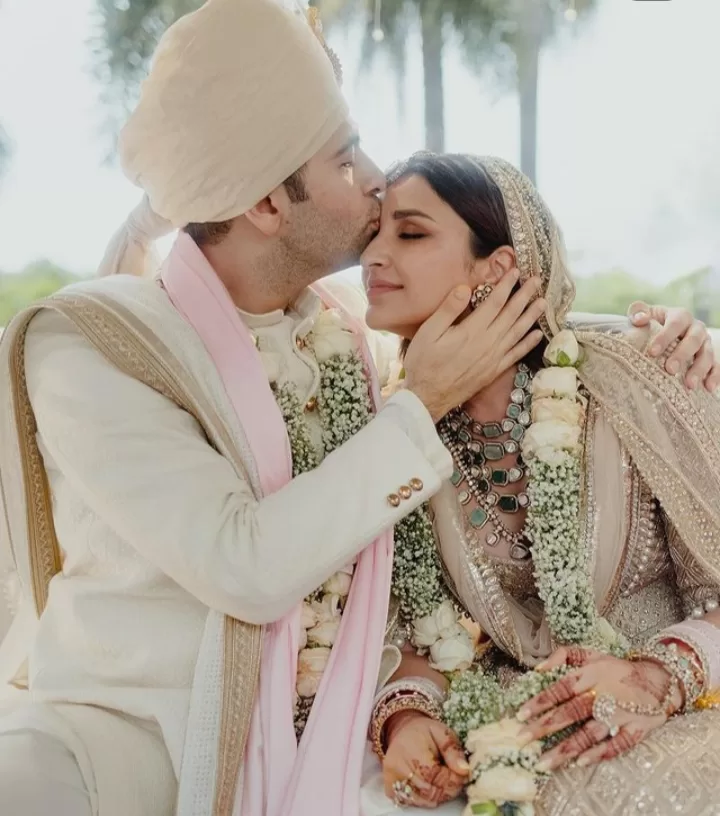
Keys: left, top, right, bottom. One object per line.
{"left": 0, "top": 1, "right": 715, "bottom": 815}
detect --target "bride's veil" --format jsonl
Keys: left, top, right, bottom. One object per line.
{"left": 477, "top": 155, "right": 720, "bottom": 596}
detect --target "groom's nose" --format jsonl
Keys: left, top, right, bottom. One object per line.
{"left": 361, "top": 152, "right": 386, "bottom": 197}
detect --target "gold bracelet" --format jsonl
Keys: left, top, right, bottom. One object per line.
{"left": 369, "top": 693, "right": 443, "bottom": 760}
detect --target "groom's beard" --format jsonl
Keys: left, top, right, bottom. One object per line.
{"left": 283, "top": 208, "right": 379, "bottom": 280}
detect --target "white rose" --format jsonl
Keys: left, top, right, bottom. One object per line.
{"left": 544, "top": 329, "right": 580, "bottom": 367}
{"left": 300, "top": 602, "right": 319, "bottom": 630}
{"left": 296, "top": 671, "right": 322, "bottom": 698}
{"left": 259, "top": 350, "right": 282, "bottom": 383}
{"left": 323, "top": 570, "right": 353, "bottom": 597}
{"left": 412, "top": 600, "right": 459, "bottom": 648}
{"left": 312, "top": 308, "right": 356, "bottom": 362}
{"left": 466, "top": 719, "right": 539, "bottom": 768}
{"left": 532, "top": 367, "right": 578, "bottom": 400}
{"left": 370, "top": 331, "right": 401, "bottom": 389}
{"left": 531, "top": 397, "right": 583, "bottom": 427}
{"left": 467, "top": 765, "right": 538, "bottom": 804}
{"left": 307, "top": 618, "right": 341, "bottom": 647}
{"left": 297, "top": 647, "right": 331, "bottom": 698}
{"left": 312, "top": 593, "right": 342, "bottom": 624}
{"left": 529, "top": 446, "right": 574, "bottom": 467}
{"left": 298, "top": 646, "right": 332, "bottom": 673}
{"left": 522, "top": 420, "right": 580, "bottom": 461}
{"left": 429, "top": 629, "right": 475, "bottom": 673}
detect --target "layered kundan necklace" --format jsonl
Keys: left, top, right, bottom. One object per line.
{"left": 438, "top": 363, "right": 533, "bottom": 561}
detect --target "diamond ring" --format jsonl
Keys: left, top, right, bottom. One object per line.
{"left": 593, "top": 692, "right": 620, "bottom": 738}
{"left": 392, "top": 774, "right": 415, "bottom": 808}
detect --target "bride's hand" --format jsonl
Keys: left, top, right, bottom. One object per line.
{"left": 383, "top": 711, "right": 469, "bottom": 808}
{"left": 402, "top": 270, "right": 546, "bottom": 422}
{"left": 515, "top": 647, "right": 682, "bottom": 773}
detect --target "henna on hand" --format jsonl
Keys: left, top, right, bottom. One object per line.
{"left": 536, "top": 720, "right": 607, "bottom": 772}
{"left": 524, "top": 672, "right": 582, "bottom": 717}
{"left": 597, "top": 726, "right": 644, "bottom": 762}
{"left": 566, "top": 647, "right": 595, "bottom": 667}
{"left": 526, "top": 690, "right": 596, "bottom": 740}
{"left": 560, "top": 719, "right": 606, "bottom": 754}
{"left": 620, "top": 661, "right": 671, "bottom": 704}
{"left": 410, "top": 760, "right": 463, "bottom": 804}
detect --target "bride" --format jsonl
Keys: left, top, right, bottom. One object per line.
{"left": 358, "top": 153, "right": 720, "bottom": 815}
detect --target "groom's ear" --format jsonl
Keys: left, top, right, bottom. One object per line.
{"left": 244, "top": 187, "right": 290, "bottom": 237}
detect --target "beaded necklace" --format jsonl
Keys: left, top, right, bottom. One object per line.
{"left": 438, "top": 364, "right": 533, "bottom": 561}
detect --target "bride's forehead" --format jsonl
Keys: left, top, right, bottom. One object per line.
{"left": 381, "top": 175, "right": 438, "bottom": 207}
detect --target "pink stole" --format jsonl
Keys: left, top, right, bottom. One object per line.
{"left": 160, "top": 233, "right": 393, "bottom": 815}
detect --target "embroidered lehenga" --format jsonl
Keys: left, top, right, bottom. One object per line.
{"left": 373, "top": 159, "right": 720, "bottom": 816}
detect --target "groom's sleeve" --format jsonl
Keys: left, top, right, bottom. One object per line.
{"left": 24, "top": 311, "right": 452, "bottom": 624}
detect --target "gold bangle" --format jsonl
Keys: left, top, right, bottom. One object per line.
{"left": 369, "top": 693, "right": 443, "bottom": 760}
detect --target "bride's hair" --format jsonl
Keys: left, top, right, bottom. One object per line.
{"left": 388, "top": 152, "right": 546, "bottom": 368}
{"left": 387, "top": 152, "right": 512, "bottom": 259}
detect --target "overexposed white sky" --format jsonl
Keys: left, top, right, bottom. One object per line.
{"left": 0, "top": 0, "right": 719, "bottom": 281}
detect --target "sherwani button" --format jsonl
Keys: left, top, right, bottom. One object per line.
{"left": 409, "top": 478, "right": 423, "bottom": 492}
{"left": 398, "top": 485, "right": 412, "bottom": 500}
{"left": 387, "top": 493, "right": 401, "bottom": 508}
{"left": 305, "top": 396, "right": 317, "bottom": 411}
{"left": 295, "top": 335, "right": 306, "bottom": 350}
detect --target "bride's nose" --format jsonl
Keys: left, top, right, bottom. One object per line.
{"left": 360, "top": 234, "right": 389, "bottom": 272}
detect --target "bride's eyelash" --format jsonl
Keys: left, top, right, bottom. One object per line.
{"left": 399, "top": 233, "right": 425, "bottom": 240}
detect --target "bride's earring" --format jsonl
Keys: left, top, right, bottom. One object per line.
{"left": 470, "top": 284, "right": 493, "bottom": 310}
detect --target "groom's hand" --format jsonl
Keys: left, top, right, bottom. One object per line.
{"left": 403, "top": 269, "right": 546, "bottom": 422}
{"left": 629, "top": 301, "right": 719, "bottom": 391}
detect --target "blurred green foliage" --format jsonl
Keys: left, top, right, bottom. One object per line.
{"left": 0, "top": 261, "right": 80, "bottom": 327}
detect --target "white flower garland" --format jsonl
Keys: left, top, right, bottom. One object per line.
{"left": 267, "top": 314, "right": 375, "bottom": 735}
{"left": 264, "top": 307, "right": 449, "bottom": 733}
{"left": 443, "top": 667, "right": 570, "bottom": 816}
{"left": 270, "top": 313, "right": 628, "bottom": 802}
{"left": 523, "top": 331, "right": 626, "bottom": 656}
{"left": 441, "top": 330, "right": 629, "bottom": 815}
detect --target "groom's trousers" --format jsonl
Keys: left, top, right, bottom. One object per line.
{"left": 0, "top": 701, "right": 176, "bottom": 816}
{"left": 0, "top": 729, "right": 93, "bottom": 816}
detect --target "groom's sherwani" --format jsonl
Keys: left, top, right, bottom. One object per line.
{"left": 0, "top": 274, "right": 452, "bottom": 814}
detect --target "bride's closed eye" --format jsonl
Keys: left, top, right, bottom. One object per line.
{"left": 399, "top": 232, "right": 426, "bottom": 240}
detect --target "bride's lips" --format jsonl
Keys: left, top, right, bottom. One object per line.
{"left": 366, "top": 280, "right": 403, "bottom": 301}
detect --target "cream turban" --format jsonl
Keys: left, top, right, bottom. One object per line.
{"left": 98, "top": 0, "right": 348, "bottom": 277}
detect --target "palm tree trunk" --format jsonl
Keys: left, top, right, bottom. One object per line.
{"left": 420, "top": 1, "right": 445, "bottom": 153}
{"left": 516, "top": 7, "right": 542, "bottom": 184}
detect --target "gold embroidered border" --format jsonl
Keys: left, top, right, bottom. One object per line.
{"left": 601, "top": 446, "right": 639, "bottom": 615}
{"left": 6, "top": 293, "right": 262, "bottom": 816}
{"left": 578, "top": 329, "right": 720, "bottom": 592}
{"left": 7, "top": 314, "right": 62, "bottom": 615}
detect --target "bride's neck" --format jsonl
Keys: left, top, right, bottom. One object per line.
{"left": 462, "top": 365, "right": 519, "bottom": 421}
